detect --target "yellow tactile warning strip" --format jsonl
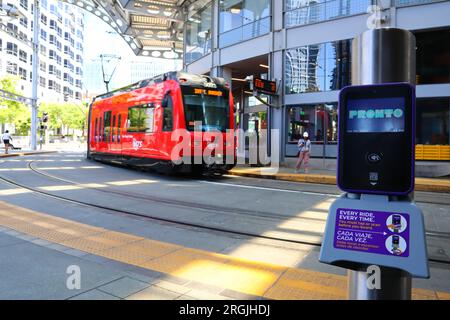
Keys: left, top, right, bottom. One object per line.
{"left": 0, "top": 200, "right": 448, "bottom": 300}
{"left": 229, "top": 167, "right": 450, "bottom": 193}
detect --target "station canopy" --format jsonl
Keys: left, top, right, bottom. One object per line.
{"left": 63, "top": 0, "right": 209, "bottom": 59}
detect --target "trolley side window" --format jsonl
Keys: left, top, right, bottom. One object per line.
{"left": 99, "top": 117, "right": 103, "bottom": 141}
{"left": 112, "top": 115, "right": 116, "bottom": 142}
{"left": 162, "top": 96, "right": 173, "bottom": 132}
{"left": 103, "top": 111, "right": 111, "bottom": 142}
{"left": 118, "top": 114, "right": 122, "bottom": 142}
{"left": 94, "top": 118, "right": 98, "bottom": 142}
{"left": 127, "top": 105, "right": 155, "bottom": 133}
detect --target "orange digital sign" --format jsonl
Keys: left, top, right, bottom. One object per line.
{"left": 253, "top": 77, "right": 277, "bottom": 96}
{"left": 194, "top": 88, "right": 223, "bottom": 96}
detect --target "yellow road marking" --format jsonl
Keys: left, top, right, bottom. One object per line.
{"left": 0, "top": 200, "right": 448, "bottom": 300}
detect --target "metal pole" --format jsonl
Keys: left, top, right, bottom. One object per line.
{"left": 349, "top": 28, "right": 416, "bottom": 300}
{"left": 348, "top": 266, "right": 412, "bottom": 300}
{"left": 30, "top": 0, "right": 40, "bottom": 150}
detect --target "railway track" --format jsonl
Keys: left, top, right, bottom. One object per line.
{"left": 0, "top": 157, "right": 448, "bottom": 265}
{"left": 28, "top": 160, "right": 450, "bottom": 239}
{"left": 26, "top": 161, "right": 331, "bottom": 223}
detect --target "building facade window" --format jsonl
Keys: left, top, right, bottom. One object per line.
{"left": 416, "top": 28, "right": 450, "bottom": 85}
{"left": 219, "top": 0, "right": 271, "bottom": 47}
{"left": 19, "top": 67, "right": 27, "bottom": 80}
{"left": 40, "top": 29, "right": 47, "bottom": 41}
{"left": 40, "top": 61, "right": 46, "bottom": 72}
{"left": 40, "top": 44, "right": 47, "bottom": 56}
{"left": 39, "top": 77, "right": 46, "bottom": 87}
{"left": 19, "top": 17, "right": 28, "bottom": 28}
{"left": 7, "top": 22, "right": 18, "bottom": 33}
{"left": 285, "top": 39, "right": 351, "bottom": 94}
{"left": 416, "top": 98, "right": 450, "bottom": 146}
{"left": 285, "top": 0, "right": 372, "bottom": 28}
{"left": 48, "top": 79, "right": 56, "bottom": 90}
{"left": 6, "top": 62, "right": 18, "bottom": 75}
{"left": 19, "top": 49, "right": 27, "bottom": 62}
{"left": 6, "top": 42, "right": 18, "bottom": 56}
{"left": 395, "top": 0, "right": 446, "bottom": 7}
{"left": 41, "top": 14, "right": 48, "bottom": 25}
{"left": 185, "top": 2, "right": 212, "bottom": 64}
{"left": 20, "top": 0, "right": 28, "bottom": 10}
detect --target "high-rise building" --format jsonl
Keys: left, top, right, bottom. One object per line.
{"left": 83, "top": 56, "right": 182, "bottom": 97}
{"left": 0, "top": 0, "right": 85, "bottom": 103}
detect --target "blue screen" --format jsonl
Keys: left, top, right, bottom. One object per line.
{"left": 347, "top": 97, "right": 405, "bottom": 133}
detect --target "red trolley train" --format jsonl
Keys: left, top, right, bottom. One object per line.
{"left": 87, "top": 72, "right": 236, "bottom": 174}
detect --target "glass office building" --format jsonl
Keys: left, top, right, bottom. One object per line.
{"left": 183, "top": 0, "right": 450, "bottom": 165}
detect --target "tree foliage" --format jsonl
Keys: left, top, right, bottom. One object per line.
{"left": 39, "top": 102, "right": 88, "bottom": 134}
{"left": 0, "top": 76, "right": 30, "bottom": 135}
{"left": 0, "top": 76, "right": 88, "bottom": 135}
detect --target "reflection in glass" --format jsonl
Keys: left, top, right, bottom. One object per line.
{"left": 285, "top": 40, "right": 351, "bottom": 94}
{"left": 219, "top": 0, "right": 271, "bottom": 47}
{"left": 185, "top": 3, "right": 212, "bottom": 64}
{"left": 416, "top": 28, "right": 450, "bottom": 85}
{"left": 416, "top": 98, "right": 450, "bottom": 146}
{"left": 285, "top": 0, "right": 372, "bottom": 28}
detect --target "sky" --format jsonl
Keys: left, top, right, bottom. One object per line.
{"left": 82, "top": 13, "right": 181, "bottom": 95}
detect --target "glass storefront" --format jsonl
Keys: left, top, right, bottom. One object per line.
{"left": 219, "top": 0, "right": 271, "bottom": 47}
{"left": 286, "top": 103, "right": 338, "bottom": 158}
{"left": 285, "top": 40, "right": 351, "bottom": 94}
{"left": 416, "top": 98, "right": 450, "bottom": 145}
{"left": 185, "top": 3, "right": 212, "bottom": 64}
{"left": 286, "top": 98, "right": 450, "bottom": 159}
{"left": 285, "top": 0, "right": 372, "bottom": 28}
{"left": 416, "top": 28, "right": 450, "bottom": 85}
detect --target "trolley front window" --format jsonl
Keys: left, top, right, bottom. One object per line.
{"left": 182, "top": 87, "right": 230, "bottom": 132}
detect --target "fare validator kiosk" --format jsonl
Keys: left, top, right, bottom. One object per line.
{"left": 319, "top": 28, "right": 429, "bottom": 300}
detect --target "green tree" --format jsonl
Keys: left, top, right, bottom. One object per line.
{"left": 0, "top": 76, "right": 30, "bottom": 135}
{"left": 40, "top": 102, "right": 88, "bottom": 135}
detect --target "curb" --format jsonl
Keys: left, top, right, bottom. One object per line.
{"left": 229, "top": 169, "right": 450, "bottom": 194}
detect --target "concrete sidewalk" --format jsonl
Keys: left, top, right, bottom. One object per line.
{"left": 230, "top": 165, "right": 450, "bottom": 193}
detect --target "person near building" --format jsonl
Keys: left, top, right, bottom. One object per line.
{"left": 295, "top": 132, "right": 311, "bottom": 174}
{"left": 2, "top": 130, "right": 13, "bottom": 154}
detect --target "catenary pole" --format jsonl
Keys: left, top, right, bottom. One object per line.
{"left": 30, "top": 0, "right": 40, "bottom": 150}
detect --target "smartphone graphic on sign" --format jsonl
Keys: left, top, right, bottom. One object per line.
{"left": 393, "top": 214, "right": 402, "bottom": 233}
{"left": 392, "top": 236, "right": 400, "bottom": 255}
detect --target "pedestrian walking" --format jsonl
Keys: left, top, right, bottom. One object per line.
{"left": 2, "top": 130, "right": 13, "bottom": 154}
{"left": 295, "top": 132, "right": 311, "bottom": 174}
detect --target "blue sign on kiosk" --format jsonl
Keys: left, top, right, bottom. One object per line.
{"left": 320, "top": 82, "right": 429, "bottom": 281}
{"left": 337, "top": 83, "right": 415, "bottom": 195}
